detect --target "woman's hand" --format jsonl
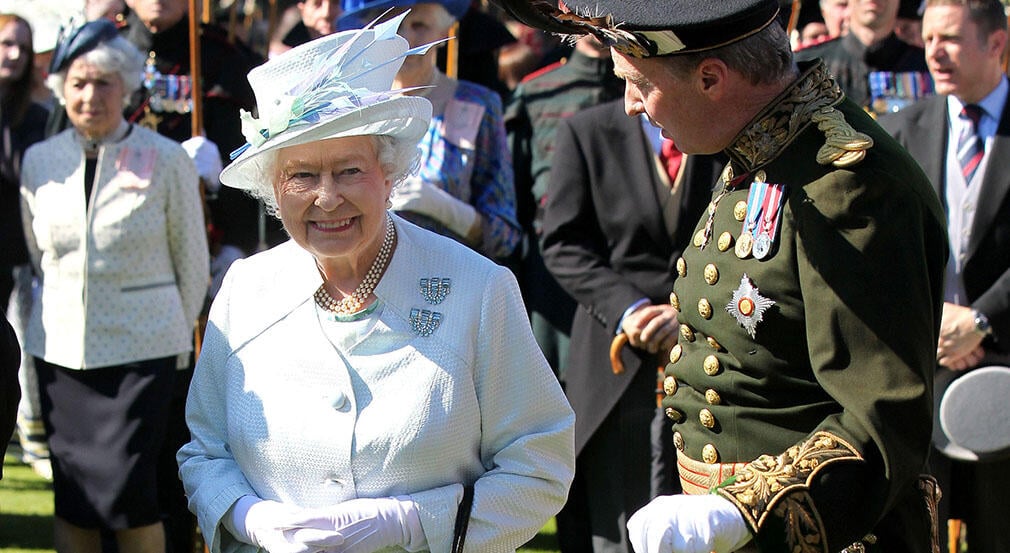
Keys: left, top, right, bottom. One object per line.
{"left": 237, "top": 498, "right": 329, "bottom": 553}
{"left": 285, "top": 496, "right": 426, "bottom": 553}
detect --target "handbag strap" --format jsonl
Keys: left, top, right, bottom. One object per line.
{"left": 451, "top": 484, "right": 474, "bottom": 553}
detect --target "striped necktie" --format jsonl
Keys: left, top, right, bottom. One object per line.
{"left": 958, "top": 104, "right": 984, "bottom": 183}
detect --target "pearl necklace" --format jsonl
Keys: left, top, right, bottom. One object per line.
{"left": 314, "top": 215, "right": 396, "bottom": 315}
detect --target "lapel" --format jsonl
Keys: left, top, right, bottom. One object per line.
{"left": 911, "top": 96, "right": 949, "bottom": 199}
{"left": 968, "top": 95, "right": 1010, "bottom": 259}
{"left": 612, "top": 106, "right": 674, "bottom": 251}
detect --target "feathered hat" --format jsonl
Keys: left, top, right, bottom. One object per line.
{"left": 220, "top": 11, "right": 436, "bottom": 191}
{"left": 338, "top": 0, "right": 471, "bottom": 31}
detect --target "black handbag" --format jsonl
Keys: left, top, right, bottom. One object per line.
{"left": 450, "top": 484, "right": 474, "bottom": 553}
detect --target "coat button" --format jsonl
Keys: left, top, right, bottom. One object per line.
{"left": 717, "top": 231, "right": 733, "bottom": 252}
{"left": 670, "top": 291, "right": 680, "bottom": 311}
{"left": 704, "top": 264, "right": 719, "bottom": 285}
{"left": 707, "top": 336, "right": 723, "bottom": 351}
{"left": 734, "top": 200, "right": 748, "bottom": 222}
{"left": 670, "top": 345, "right": 683, "bottom": 364}
{"left": 663, "top": 376, "right": 678, "bottom": 396}
{"left": 332, "top": 392, "right": 347, "bottom": 410}
{"left": 698, "top": 298, "right": 713, "bottom": 319}
{"left": 705, "top": 389, "right": 722, "bottom": 405}
{"left": 680, "top": 325, "right": 696, "bottom": 343}
{"left": 676, "top": 257, "right": 687, "bottom": 277}
{"left": 702, "top": 444, "right": 719, "bottom": 464}
{"left": 703, "top": 355, "right": 721, "bottom": 376}
{"left": 673, "top": 431, "right": 685, "bottom": 451}
{"left": 700, "top": 408, "right": 716, "bottom": 429}
{"left": 665, "top": 407, "right": 684, "bottom": 423}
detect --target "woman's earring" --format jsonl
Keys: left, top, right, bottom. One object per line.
{"left": 385, "top": 197, "right": 393, "bottom": 209}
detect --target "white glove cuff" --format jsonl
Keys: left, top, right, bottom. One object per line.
{"left": 392, "top": 495, "right": 427, "bottom": 552}
{"left": 224, "top": 494, "right": 261, "bottom": 544}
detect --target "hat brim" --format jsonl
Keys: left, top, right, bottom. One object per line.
{"left": 219, "top": 95, "right": 432, "bottom": 191}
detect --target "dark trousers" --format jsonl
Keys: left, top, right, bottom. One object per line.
{"left": 931, "top": 447, "right": 1010, "bottom": 553}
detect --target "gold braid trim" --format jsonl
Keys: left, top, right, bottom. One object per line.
{"left": 714, "top": 431, "right": 863, "bottom": 553}
{"left": 726, "top": 61, "right": 873, "bottom": 173}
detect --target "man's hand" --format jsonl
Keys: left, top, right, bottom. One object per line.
{"left": 627, "top": 494, "right": 752, "bottom": 553}
{"left": 621, "top": 303, "right": 679, "bottom": 355}
{"left": 937, "top": 302, "right": 985, "bottom": 370}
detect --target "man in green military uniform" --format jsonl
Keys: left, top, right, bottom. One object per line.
{"left": 493, "top": 1, "right": 948, "bottom": 552}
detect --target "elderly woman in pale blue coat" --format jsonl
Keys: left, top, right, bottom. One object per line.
{"left": 177, "top": 15, "right": 575, "bottom": 553}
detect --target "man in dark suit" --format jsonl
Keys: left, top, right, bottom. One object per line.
{"left": 879, "top": 1, "right": 1010, "bottom": 551}
{"left": 1, "top": 314, "right": 20, "bottom": 479}
{"left": 541, "top": 99, "right": 720, "bottom": 552}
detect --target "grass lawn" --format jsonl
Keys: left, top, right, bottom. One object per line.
{"left": 1, "top": 453, "right": 559, "bottom": 553}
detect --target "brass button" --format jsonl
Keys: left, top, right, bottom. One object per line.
{"left": 676, "top": 257, "right": 687, "bottom": 277}
{"left": 707, "top": 336, "right": 723, "bottom": 351}
{"left": 700, "top": 408, "right": 716, "bottom": 429}
{"left": 680, "top": 325, "right": 696, "bottom": 343}
{"left": 698, "top": 298, "right": 713, "bottom": 319}
{"left": 704, "top": 264, "right": 719, "bottom": 285}
{"left": 754, "top": 170, "right": 767, "bottom": 184}
{"left": 717, "top": 231, "right": 733, "bottom": 252}
{"left": 673, "top": 431, "right": 685, "bottom": 451}
{"left": 663, "top": 376, "right": 678, "bottom": 396}
{"left": 670, "top": 291, "right": 680, "bottom": 311}
{"left": 733, "top": 200, "right": 748, "bottom": 222}
{"left": 703, "top": 355, "right": 721, "bottom": 376}
{"left": 702, "top": 444, "right": 719, "bottom": 464}
{"left": 705, "top": 389, "right": 722, "bottom": 405}
{"left": 693, "top": 228, "right": 705, "bottom": 248}
{"left": 670, "top": 344, "right": 683, "bottom": 364}
{"left": 665, "top": 407, "right": 684, "bottom": 423}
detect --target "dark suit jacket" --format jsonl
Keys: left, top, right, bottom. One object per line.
{"left": 1, "top": 314, "right": 21, "bottom": 478}
{"left": 541, "top": 100, "right": 722, "bottom": 453}
{"left": 880, "top": 94, "right": 1010, "bottom": 352}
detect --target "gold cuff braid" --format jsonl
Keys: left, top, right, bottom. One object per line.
{"left": 714, "top": 431, "right": 863, "bottom": 553}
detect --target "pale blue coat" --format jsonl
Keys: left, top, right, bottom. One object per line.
{"left": 178, "top": 215, "right": 575, "bottom": 553}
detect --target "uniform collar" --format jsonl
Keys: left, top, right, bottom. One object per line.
{"left": 724, "top": 60, "right": 871, "bottom": 173}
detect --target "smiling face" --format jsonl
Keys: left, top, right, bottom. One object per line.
{"left": 923, "top": 3, "right": 1007, "bottom": 104}
{"left": 63, "top": 57, "right": 126, "bottom": 139}
{"left": 273, "top": 135, "right": 392, "bottom": 273}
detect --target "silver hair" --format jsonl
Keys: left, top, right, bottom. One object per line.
{"left": 248, "top": 134, "right": 421, "bottom": 218}
{"left": 46, "top": 35, "right": 146, "bottom": 105}
{"left": 663, "top": 21, "right": 794, "bottom": 86}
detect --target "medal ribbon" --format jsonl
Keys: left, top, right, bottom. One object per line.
{"left": 757, "top": 184, "right": 785, "bottom": 241}
{"left": 742, "top": 179, "right": 768, "bottom": 235}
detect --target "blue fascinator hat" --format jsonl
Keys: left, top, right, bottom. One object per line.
{"left": 48, "top": 18, "right": 119, "bottom": 74}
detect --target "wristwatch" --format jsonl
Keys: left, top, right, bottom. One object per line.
{"left": 972, "top": 310, "right": 994, "bottom": 336}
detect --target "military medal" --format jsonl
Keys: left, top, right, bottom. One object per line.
{"left": 726, "top": 274, "right": 775, "bottom": 339}
{"left": 735, "top": 173, "right": 767, "bottom": 259}
{"left": 753, "top": 183, "right": 786, "bottom": 260}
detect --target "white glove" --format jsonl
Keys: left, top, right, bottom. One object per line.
{"left": 181, "top": 136, "right": 223, "bottom": 193}
{"left": 283, "top": 496, "right": 426, "bottom": 553}
{"left": 226, "top": 496, "right": 330, "bottom": 553}
{"left": 389, "top": 177, "right": 479, "bottom": 240}
{"left": 627, "top": 494, "right": 752, "bottom": 553}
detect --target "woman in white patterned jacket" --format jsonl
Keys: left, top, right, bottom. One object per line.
{"left": 176, "top": 14, "right": 575, "bottom": 553}
{"left": 19, "top": 19, "right": 209, "bottom": 553}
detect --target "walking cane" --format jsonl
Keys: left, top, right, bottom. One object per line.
{"left": 785, "top": 0, "right": 803, "bottom": 37}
